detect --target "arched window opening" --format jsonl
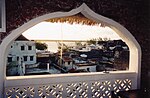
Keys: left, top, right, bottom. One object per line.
{"left": 6, "top": 15, "right": 130, "bottom": 76}
{"left": 0, "top": 4, "right": 141, "bottom": 97}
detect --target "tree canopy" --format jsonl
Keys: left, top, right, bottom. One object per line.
{"left": 35, "top": 42, "right": 48, "bottom": 50}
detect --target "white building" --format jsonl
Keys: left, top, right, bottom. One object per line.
{"left": 62, "top": 56, "right": 73, "bottom": 70}
{"left": 75, "top": 63, "right": 97, "bottom": 72}
{"left": 7, "top": 35, "right": 36, "bottom": 65}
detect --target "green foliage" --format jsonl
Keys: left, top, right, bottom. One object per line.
{"left": 36, "top": 42, "right": 48, "bottom": 50}
{"left": 75, "top": 42, "right": 82, "bottom": 46}
{"left": 103, "top": 37, "right": 110, "bottom": 41}
{"left": 58, "top": 42, "right": 69, "bottom": 52}
{"left": 7, "top": 61, "right": 18, "bottom": 69}
{"left": 87, "top": 38, "right": 97, "bottom": 45}
{"left": 87, "top": 37, "right": 110, "bottom": 45}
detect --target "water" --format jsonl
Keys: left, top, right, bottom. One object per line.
{"left": 44, "top": 41, "right": 86, "bottom": 53}
{"left": 46, "top": 42, "right": 59, "bottom": 53}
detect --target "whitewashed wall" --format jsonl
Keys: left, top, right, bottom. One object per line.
{"left": 8, "top": 41, "right": 36, "bottom": 64}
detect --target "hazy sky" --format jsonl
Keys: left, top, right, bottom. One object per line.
{"left": 22, "top": 22, "right": 121, "bottom": 41}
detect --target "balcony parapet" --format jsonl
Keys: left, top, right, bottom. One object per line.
{"left": 5, "top": 71, "right": 137, "bottom": 98}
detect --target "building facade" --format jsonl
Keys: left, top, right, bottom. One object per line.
{"left": 8, "top": 36, "right": 36, "bottom": 65}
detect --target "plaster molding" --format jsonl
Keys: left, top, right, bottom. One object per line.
{"left": 0, "top": 3, "right": 141, "bottom": 97}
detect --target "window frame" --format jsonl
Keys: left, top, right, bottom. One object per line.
{"left": 28, "top": 46, "right": 32, "bottom": 50}
{"left": 21, "top": 46, "right": 25, "bottom": 51}
{"left": 0, "top": 4, "right": 141, "bottom": 94}
{"left": 23, "top": 56, "right": 28, "bottom": 62}
{"left": 7, "top": 57, "right": 12, "bottom": 62}
{"left": 30, "top": 56, "right": 34, "bottom": 61}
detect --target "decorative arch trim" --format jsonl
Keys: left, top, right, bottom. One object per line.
{"left": 0, "top": 3, "right": 141, "bottom": 97}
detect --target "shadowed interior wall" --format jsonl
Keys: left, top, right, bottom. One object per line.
{"left": 0, "top": 0, "right": 149, "bottom": 91}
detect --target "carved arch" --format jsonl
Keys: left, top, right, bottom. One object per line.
{"left": 0, "top": 3, "right": 141, "bottom": 97}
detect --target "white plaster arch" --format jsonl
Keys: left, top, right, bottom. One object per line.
{"left": 0, "top": 3, "right": 141, "bottom": 97}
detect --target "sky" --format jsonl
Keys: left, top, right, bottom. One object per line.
{"left": 22, "top": 22, "right": 121, "bottom": 41}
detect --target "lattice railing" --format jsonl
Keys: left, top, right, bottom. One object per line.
{"left": 4, "top": 72, "right": 136, "bottom": 98}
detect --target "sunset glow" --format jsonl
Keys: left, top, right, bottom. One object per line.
{"left": 22, "top": 22, "right": 121, "bottom": 41}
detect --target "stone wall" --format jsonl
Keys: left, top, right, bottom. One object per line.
{"left": 0, "top": 0, "right": 149, "bottom": 91}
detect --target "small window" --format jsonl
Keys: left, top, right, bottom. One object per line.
{"left": 17, "top": 56, "right": 19, "bottom": 61}
{"left": 30, "top": 56, "right": 34, "bottom": 61}
{"left": 68, "top": 61, "right": 70, "bottom": 65}
{"left": 23, "top": 56, "right": 27, "bottom": 61}
{"left": 21, "top": 46, "right": 25, "bottom": 51}
{"left": 8, "top": 57, "right": 12, "bottom": 62}
{"left": 28, "top": 46, "right": 32, "bottom": 50}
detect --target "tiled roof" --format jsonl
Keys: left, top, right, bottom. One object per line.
{"left": 15, "top": 35, "right": 29, "bottom": 41}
